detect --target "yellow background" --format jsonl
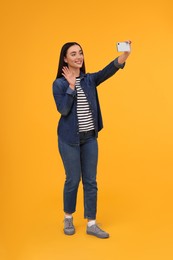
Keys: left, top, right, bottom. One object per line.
{"left": 1, "top": 0, "right": 173, "bottom": 259}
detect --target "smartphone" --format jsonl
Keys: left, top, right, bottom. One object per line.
{"left": 116, "top": 42, "right": 131, "bottom": 52}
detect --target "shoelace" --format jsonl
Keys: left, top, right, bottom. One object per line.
{"left": 64, "top": 218, "right": 73, "bottom": 228}
{"left": 92, "top": 224, "right": 105, "bottom": 233}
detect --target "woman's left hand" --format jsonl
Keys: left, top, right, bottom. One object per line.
{"left": 118, "top": 40, "right": 132, "bottom": 64}
{"left": 124, "top": 40, "right": 132, "bottom": 54}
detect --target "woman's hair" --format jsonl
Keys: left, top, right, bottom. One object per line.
{"left": 56, "top": 42, "right": 86, "bottom": 79}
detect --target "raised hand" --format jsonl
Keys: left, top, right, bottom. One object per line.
{"left": 118, "top": 40, "right": 132, "bottom": 64}
{"left": 62, "top": 66, "right": 76, "bottom": 90}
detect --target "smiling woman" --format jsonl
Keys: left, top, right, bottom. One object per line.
{"left": 52, "top": 41, "right": 131, "bottom": 238}
{"left": 64, "top": 45, "right": 84, "bottom": 69}
{"left": 56, "top": 42, "right": 86, "bottom": 79}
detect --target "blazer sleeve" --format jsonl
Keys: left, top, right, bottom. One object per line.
{"left": 52, "top": 79, "right": 77, "bottom": 116}
{"left": 90, "top": 57, "right": 125, "bottom": 86}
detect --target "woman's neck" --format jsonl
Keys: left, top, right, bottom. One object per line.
{"left": 69, "top": 67, "right": 80, "bottom": 77}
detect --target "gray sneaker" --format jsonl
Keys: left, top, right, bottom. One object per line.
{"left": 87, "top": 224, "right": 109, "bottom": 239}
{"left": 64, "top": 217, "right": 75, "bottom": 235}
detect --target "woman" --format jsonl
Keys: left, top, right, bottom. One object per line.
{"left": 53, "top": 41, "right": 131, "bottom": 238}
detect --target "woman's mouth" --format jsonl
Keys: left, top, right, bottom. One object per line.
{"left": 75, "top": 60, "right": 82, "bottom": 65}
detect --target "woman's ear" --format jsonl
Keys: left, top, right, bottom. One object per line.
{"left": 64, "top": 57, "right": 67, "bottom": 63}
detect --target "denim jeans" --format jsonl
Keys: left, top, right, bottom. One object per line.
{"left": 58, "top": 130, "right": 98, "bottom": 219}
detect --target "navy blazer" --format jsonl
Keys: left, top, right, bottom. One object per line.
{"left": 53, "top": 57, "right": 125, "bottom": 144}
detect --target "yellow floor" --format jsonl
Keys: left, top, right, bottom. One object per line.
{"left": 1, "top": 180, "right": 173, "bottom": 260}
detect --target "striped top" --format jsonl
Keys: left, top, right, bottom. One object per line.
{"left": 75, "top": 77, "right": 95, "bottom": 132}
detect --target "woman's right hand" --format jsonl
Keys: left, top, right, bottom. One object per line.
{"left": 62, "top": 66, "right": 76, "bottom": 90}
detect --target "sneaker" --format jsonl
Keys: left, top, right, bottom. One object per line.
{"left": 87, "top": 224, "right": 109, "bottom": 239}
{"left": 64, "top": 217, "right": 75, "bottom": 235}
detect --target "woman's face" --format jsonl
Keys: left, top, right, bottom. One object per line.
{"left": 64, "top": 44, "right": 84, "bottom": 70}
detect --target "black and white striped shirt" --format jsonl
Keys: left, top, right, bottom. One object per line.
{"left": 75, "top": 77, "right": 95, "bottom": 132}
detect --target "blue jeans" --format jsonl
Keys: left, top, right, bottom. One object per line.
{"left": 58, "top": 130, "right": 98, "bottom": 219}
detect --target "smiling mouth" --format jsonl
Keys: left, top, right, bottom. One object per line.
{"left": 75, "top": 61, "right": 82, "bottom": 64}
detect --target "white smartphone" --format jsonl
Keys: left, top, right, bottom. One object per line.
{"left": 116, "top": 42, "right": 131, "bottom": 52}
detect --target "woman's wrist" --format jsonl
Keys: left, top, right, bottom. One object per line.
{"left": 118, "top": 52, "right": 130, "bottom": 64}
{"left": 69, "top": 84, "right": 75, "bottom": 90}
